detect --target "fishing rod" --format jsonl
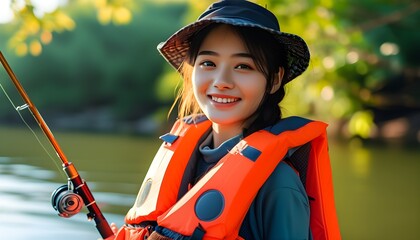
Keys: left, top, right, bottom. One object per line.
{"left": 0, "top": 51, "right": 114, "bottom": 239}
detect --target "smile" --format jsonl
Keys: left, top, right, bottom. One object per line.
{"left": 211, "top": 96, "right": 240, "bottom": 103}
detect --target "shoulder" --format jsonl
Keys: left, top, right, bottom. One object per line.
{"left": 251, "top": 161, "right": 310, "bottom": 213}
{"left": 240, "top": 161, "right": 311, "bottom": 239}
{"left": 262, "top": 161, "right": 307, "bottom": 195}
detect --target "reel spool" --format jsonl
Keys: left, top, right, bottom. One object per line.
{"left": 51, "top": 183, "right": 84, "bottom": 218}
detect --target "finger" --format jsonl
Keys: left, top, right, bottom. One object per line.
{"left": 110, "top": 222, "right": 119, "bottom": 234}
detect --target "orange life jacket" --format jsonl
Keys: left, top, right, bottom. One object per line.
{"left": 115, "top": 116, "right": 340, "bottom": 240}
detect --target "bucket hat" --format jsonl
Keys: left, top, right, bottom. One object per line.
{"left": 157, "top": 0, "right": 310, "bottom": 83}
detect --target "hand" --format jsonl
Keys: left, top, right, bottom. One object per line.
{"left": 98, "top": 223, "right": 119, "bottom": 240}
{"left": 110, "top": 222, "right": 119, "bottom": 234}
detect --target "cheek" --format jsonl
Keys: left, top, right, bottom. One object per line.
{"left": 192, "top": 69, "right": 207, "bottom": 99}
{"left": 243, "top": 77, "right": 267, "bottom": 102}
{"left": 249, "top": 88, "right": 266, "bottom": 110}
{"left": 193, "top": 67, "right": 212, "bottom": 88}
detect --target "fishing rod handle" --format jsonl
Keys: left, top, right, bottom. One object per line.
{"left": 64, "top": 162, "right": 115, "bottom": 239}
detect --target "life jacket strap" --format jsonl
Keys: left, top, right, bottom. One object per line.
{"left": 286, "top": 142, "right": 311, "bottom": 187}
{"left": 190, "top": 223, "right": 206, "bottom": 240}
{"left": 148, "top": 231, "right": 172, "bottom": 240}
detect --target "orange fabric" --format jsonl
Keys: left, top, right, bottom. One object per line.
{"left": 157, "top": 130, "right": 284, "bottom": 239}
{"left": 118, "top": 117, "right": 340, "bottom": 240}
{"left": 114, "top": 225, "right": 149, "bottom": 240}
{"left": 306, "top": 133, "right": 341, "bottom": 239}
{"left": 124, "top": 119, "right": 211, "bottom": 225}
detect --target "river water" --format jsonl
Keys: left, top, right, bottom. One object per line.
{"left": 0, "top": 157, "right": 125, "bottom": 239}
{"left": 0, "top": 126, "right": 419, "bottom": 239}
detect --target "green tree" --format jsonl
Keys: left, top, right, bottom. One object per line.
{"left": 1, "top": 1, "right": 187, "bottom": 130}
{"left": 2, "top": 0, "right": 419, "bottom": 140}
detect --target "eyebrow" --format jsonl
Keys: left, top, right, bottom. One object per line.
{"left": 197, "top": 50, "right": 254, "bottom": 59}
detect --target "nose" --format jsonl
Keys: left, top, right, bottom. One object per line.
{"left": 213, "top": 65, "right": 234, "bottom": 90}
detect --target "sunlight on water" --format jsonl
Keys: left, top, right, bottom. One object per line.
{"left": 329, "top": 142, "right": 420, "bottom": 240}
{"left": 350, "top": 144, "right": 372, "bottom": 178}
{"left": 1, "top": 128, "right": 419, "bottom": 239}
{"left": 0, "top": 156, "right": 128, "bottom": 239}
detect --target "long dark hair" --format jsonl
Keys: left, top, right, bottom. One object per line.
{"left": 176, "top": 23, "right": 289, "bottom": 136}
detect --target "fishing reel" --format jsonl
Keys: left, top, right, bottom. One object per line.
{"left": 51, "top": 182, "right": 84, "bottom": 218}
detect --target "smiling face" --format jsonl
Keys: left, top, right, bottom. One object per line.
{"left": 192, "top": 25, "right": 268, "bottom": 136}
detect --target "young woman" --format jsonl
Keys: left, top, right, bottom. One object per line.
{"left": 112, "top": 1, "right": 340, "bottom": 239}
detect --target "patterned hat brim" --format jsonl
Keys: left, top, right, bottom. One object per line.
{"left": 157, "top": 18, "right": 310, "bottom": 83}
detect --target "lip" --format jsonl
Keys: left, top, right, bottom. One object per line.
{"left": 207, "top": 94, "right": 241, "bottom": 105}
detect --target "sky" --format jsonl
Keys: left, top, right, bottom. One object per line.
{"left": 0, "top": 0, "right": 67, "bottom": 24}
{"left": 0, "top": 0, "right": 14, "bottom": 23}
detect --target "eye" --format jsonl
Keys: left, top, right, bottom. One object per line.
{"left": 235, "top": 64, "right": 253, "bottom": 70}
{"left": 199, "top": 61, "right": 216, "bottom": 68}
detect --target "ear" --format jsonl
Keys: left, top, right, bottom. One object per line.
{"left": 270, "top": 67, "right": 284, "bottom": 94}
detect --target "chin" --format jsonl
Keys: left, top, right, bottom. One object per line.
{"left": 205, "top": 114, "right": 245, "bottom": 126}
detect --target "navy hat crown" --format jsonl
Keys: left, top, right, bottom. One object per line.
{"left": 199, "top": 0, "right": 280, "bottom": 31}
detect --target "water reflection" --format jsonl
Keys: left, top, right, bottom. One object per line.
{"left": 0, "top": 157, "right": 128, "bottom": 240}
{"left": 1, "top": 131, "right": 420, "bottom": 240}
{"left": 330, "top": 141, "right": 420, "bottom": 240}
{"left": 349, "top": 143, "right": 372, "bottom": 178}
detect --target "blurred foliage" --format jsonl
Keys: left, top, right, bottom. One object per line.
{"left": 5, "top": 0, "right": 138, "bottom": 57}
{"left": 157, "top": 0, "right": 420, "bottom": 140}
{"left": 255, "top": 0, "right": 420, "bottom": 140}
{"left": 0, "top": 0, "right": 187, "bottom": 126}
{"left": 94, "top": 0, "right": 135, "bottom": 25}
{"left": 1, "top": 0, "right": 419, "bottom": 140}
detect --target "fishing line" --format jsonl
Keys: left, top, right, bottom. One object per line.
{"left": 0, "top": 52, "right": 114, "bottom": 238}
{"left": 0, "top": 80, "right": 65, "bottom": 178}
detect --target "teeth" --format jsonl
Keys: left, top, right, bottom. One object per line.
{"left": 212, "top": 96, "right": 238, "bottom": 103}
